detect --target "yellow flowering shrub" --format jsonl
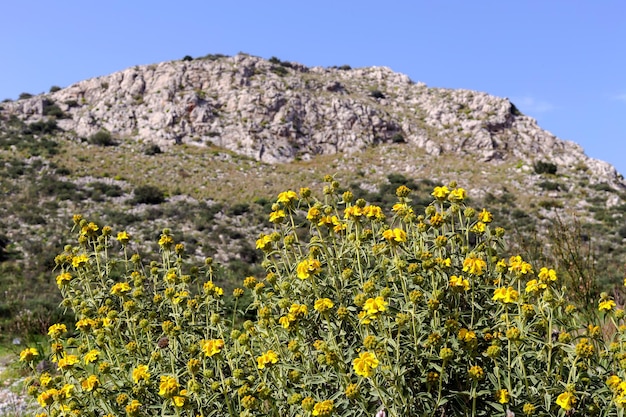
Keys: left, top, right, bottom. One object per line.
{"left": 22, "top": 178, "right": 626, "bottom": 416}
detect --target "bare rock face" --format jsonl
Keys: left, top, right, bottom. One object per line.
{"left": 2, "top": 53, "right": 623, "bottom": 185}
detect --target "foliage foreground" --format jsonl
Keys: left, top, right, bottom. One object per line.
{"left": 19, "top": 178, "right": 626, "bottom": 416}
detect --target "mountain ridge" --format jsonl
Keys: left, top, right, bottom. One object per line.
{"left": 2, "top": 53, "right": 623, "bottom": 186}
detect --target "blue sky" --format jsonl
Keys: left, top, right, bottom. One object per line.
{"left": 1, "top": 1, "right": 625, "bottom": 176}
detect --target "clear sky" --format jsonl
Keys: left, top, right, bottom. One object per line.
{"left": 1, "top": 1, "right": 625, "bottom": 175}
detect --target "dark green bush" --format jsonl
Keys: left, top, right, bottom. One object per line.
{"left": 27, "top": 120, "right": 59, "bottom": 134}
{"left": 533, "top": 160, "right": 558, "bottom": 175}
{"left": 391, "top": 133, "right": 405, "bottom": 143}
{"left": 144, "top": 144, "right": 162, "bottom": 155}
{"left": 370, "top": 89, "right": 386, "bottom": 99}
{"left": 88, "top": 130, "right": 117, "bottom": 146}
{"left": 538, "top": 180, "right": 561, "bottom": 191}
{"left": 131, "top": 185, "right": 165, "bottom": 205}
{"left": 270, "top": 65, "right": 289, "bottom": 77}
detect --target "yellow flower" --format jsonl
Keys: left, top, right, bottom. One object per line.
{"left": 40, "top": 373, "right": 52, "bottom": 388}
{"left": 575, "top": 338, "right": 594, "bottom": 358}
{"left": 363, "top": 205, "right": 385, "bottom": 221}
{"left": 132, "top": 365, "right": 151, "bottom": 383}
{"left": 525, "top": 279, "right": 546, "bottom": 294}
{"left": 449, "top": 275, "right": 470, "bottom": 291}
{"left": 116, "top": 231, "right": 130, "bottom": 244}
{"left": 57, "top": 383, "right": 74, "bottom": 400}
{"left": 508, "top": 255, "right": 533, "bottom": 275}
{"left": 314, "top": 298, "right": 334, "bottom": 313}
{"left": 431, "top": 186, "right": 450, "bottom": 200}
{"left": 172, "top": 390, "right": 188, "bottom": 407}
{"left": 158, "top": 234, "right": 174, "bottom": 248}
{"left": 55, "top": 272, "right": 72, "bottom": 287}
{"left": 463, "top": 256, "right": 486, "bottom": 276}
{"left": 83, "top": 349, "right": 100, "bottom": 364}
{"left": 478, "top": 209, "right": 493, "bottom": 223}
{"left": 279, "top": 314, "right": 296, "bottom": 329}
{"left": 607, "top": 375, "right": 621, "bottom": 391}
{"left": 599, "top": 299, "right": 616, "bottom": 312}
{"left": 256, "top": 234, "right": 273, "bottom": 251}
{"left": 37, "top": 389, "right": 57, "bottom": 407}
{"left": 57, "top": 353, "right": 79, "bottom": 370}
{"left": 296, "top": 258, "right": 321, "bottom": 279}
{"left": 448, "top": 187, "right": 467, "bottom": 202}
{"left": 429, "top": 212, "right": 444, "bottom": 227}
{"left": 307, "top": 206, "right": 321, "bottom": 221}
{"left": 492, "top": 287, "right": 519, "bottom": 304}
{"left": 556, "top": 391, "right": 576, "bottom": 411}
{"left": 312, "top": 399, "right": 334, "bottom": 416}
{"left": 392, "top": 203, "right": 413, "bottom": 216}
{"left": 495, "top": 389, "right": 509, "bottom": 404}
{"left": 289, "top": 303, "right": 308, "bottom": 318}
{"left": 76, "top": 318, "right": 96, "bottom": 332}
{"left": 269, "top": 209, "right": 286, "bottom": 223}
{"left": 363, "top": 296, "right": 388, "bottom": 316}
{"left": 382, "top": 228, "right": 407, "bottom": 243}
{"left": 19, "top": 347, "right": 38, "bottom": 362}
{"left": 200, "top": 339, "right": 224, "bottom": 357}
{"left": 71, "top": 254, "right": 89, "bottom": 268}
{"left": 158, "top": 375, "right": 180, "bottom": 397}
{"left": 47, "top": 323, "right": 67, "bottom": 338}
{"left": 538, "top": 267, "right": 557, "bottom": 282}
{"left": 470, "top": 222, "right": 486, "bottom": 234}
{"left": 111, "top": 282, "right": 131, "bottom": 295}
{"left": 257, "top": 350, "right": 279, "bottom": 369}
{"left": 81, "top": 375, "right": 99, "bottom": 391}
{"left": 353, "top": 351, "right": 379, "bottom": 377}
{"left": 125, "top": 399, "right": 141, "bottom": 416}
{"left": 81, "top": 222, "right": 99, "bottom": 236}
{"left": 468, "top": 365, "right": 484, "bottom": 380}
{"left": 277, "top": 190, "right": 298, "bottom": 205}
{"left": 344, "top": 205, "right": 363, "bottom": 220}
{"left": 331, "top": 216, "right": 346, "bottom": 232}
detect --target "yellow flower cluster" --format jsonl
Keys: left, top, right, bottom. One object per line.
{"left": 257, "top": 350, "right": 279, "bottom": 369}
{"left": 556, "top": 391, "right": 576, "bottom": 411}
{"left": 462, "top": 255, "right": 486, "bottom": 276}
{"left": 359, "top": 296, "right": 388, "bottom": 324}
{"left": 449, "top": 275, "right": 470, "bottom": 291}
{"left": 297, "top": 258, "right": 322, "bottom": 279}
{"left": 200, "top": 339, "right": 224, "bottom": 357}
{"left": 353, "top": 351, "right": 379, "bottom": 377}
{"left": 492, "top": 286, "right": 519, "bottom": 304}
{"left": 382, "top": 227, "right": 407, "bottom": 244}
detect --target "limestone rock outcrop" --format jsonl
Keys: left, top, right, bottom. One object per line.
{"left": 3, "top": 53, "right": 622, "bottom": 185}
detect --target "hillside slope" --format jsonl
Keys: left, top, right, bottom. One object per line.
{"left": 0, "top": 52, "right": 624, "bottom": 334}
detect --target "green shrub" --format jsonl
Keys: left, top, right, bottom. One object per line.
{"left": 22, "top": 181, "right": 626, "bottom": 416}
{"left": 144, "top": 144, "right": 162, "bottom": 155}
{"left": 132, "top": 185, "right": 165, "bottom": 205}
{"left": 369, "top": 89, "right": 385, "bottom": 99}
{"left": 533, "top": 161, "right": 558, "bottom": 175}
{"left": 88, "top": 130, "right": 117, "bottom": 147}
{"left": 49, "top": 85, "right": 62, "bottom": 93}
{"left": 27, "top": 119, "right": 59, "bottom": 134}
{"left": 270, "top": 65, "right": 289, "bottom": 77}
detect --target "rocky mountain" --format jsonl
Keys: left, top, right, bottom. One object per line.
{"left": 2, "top": 53, "right": 622, "bottom": 183}
{"left": 1, "top": 52, "right": 625, "bottom": 333}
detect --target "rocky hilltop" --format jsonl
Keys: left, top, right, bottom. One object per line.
{"left": 2, "top": 53, "right": 622, "bottom": 185}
